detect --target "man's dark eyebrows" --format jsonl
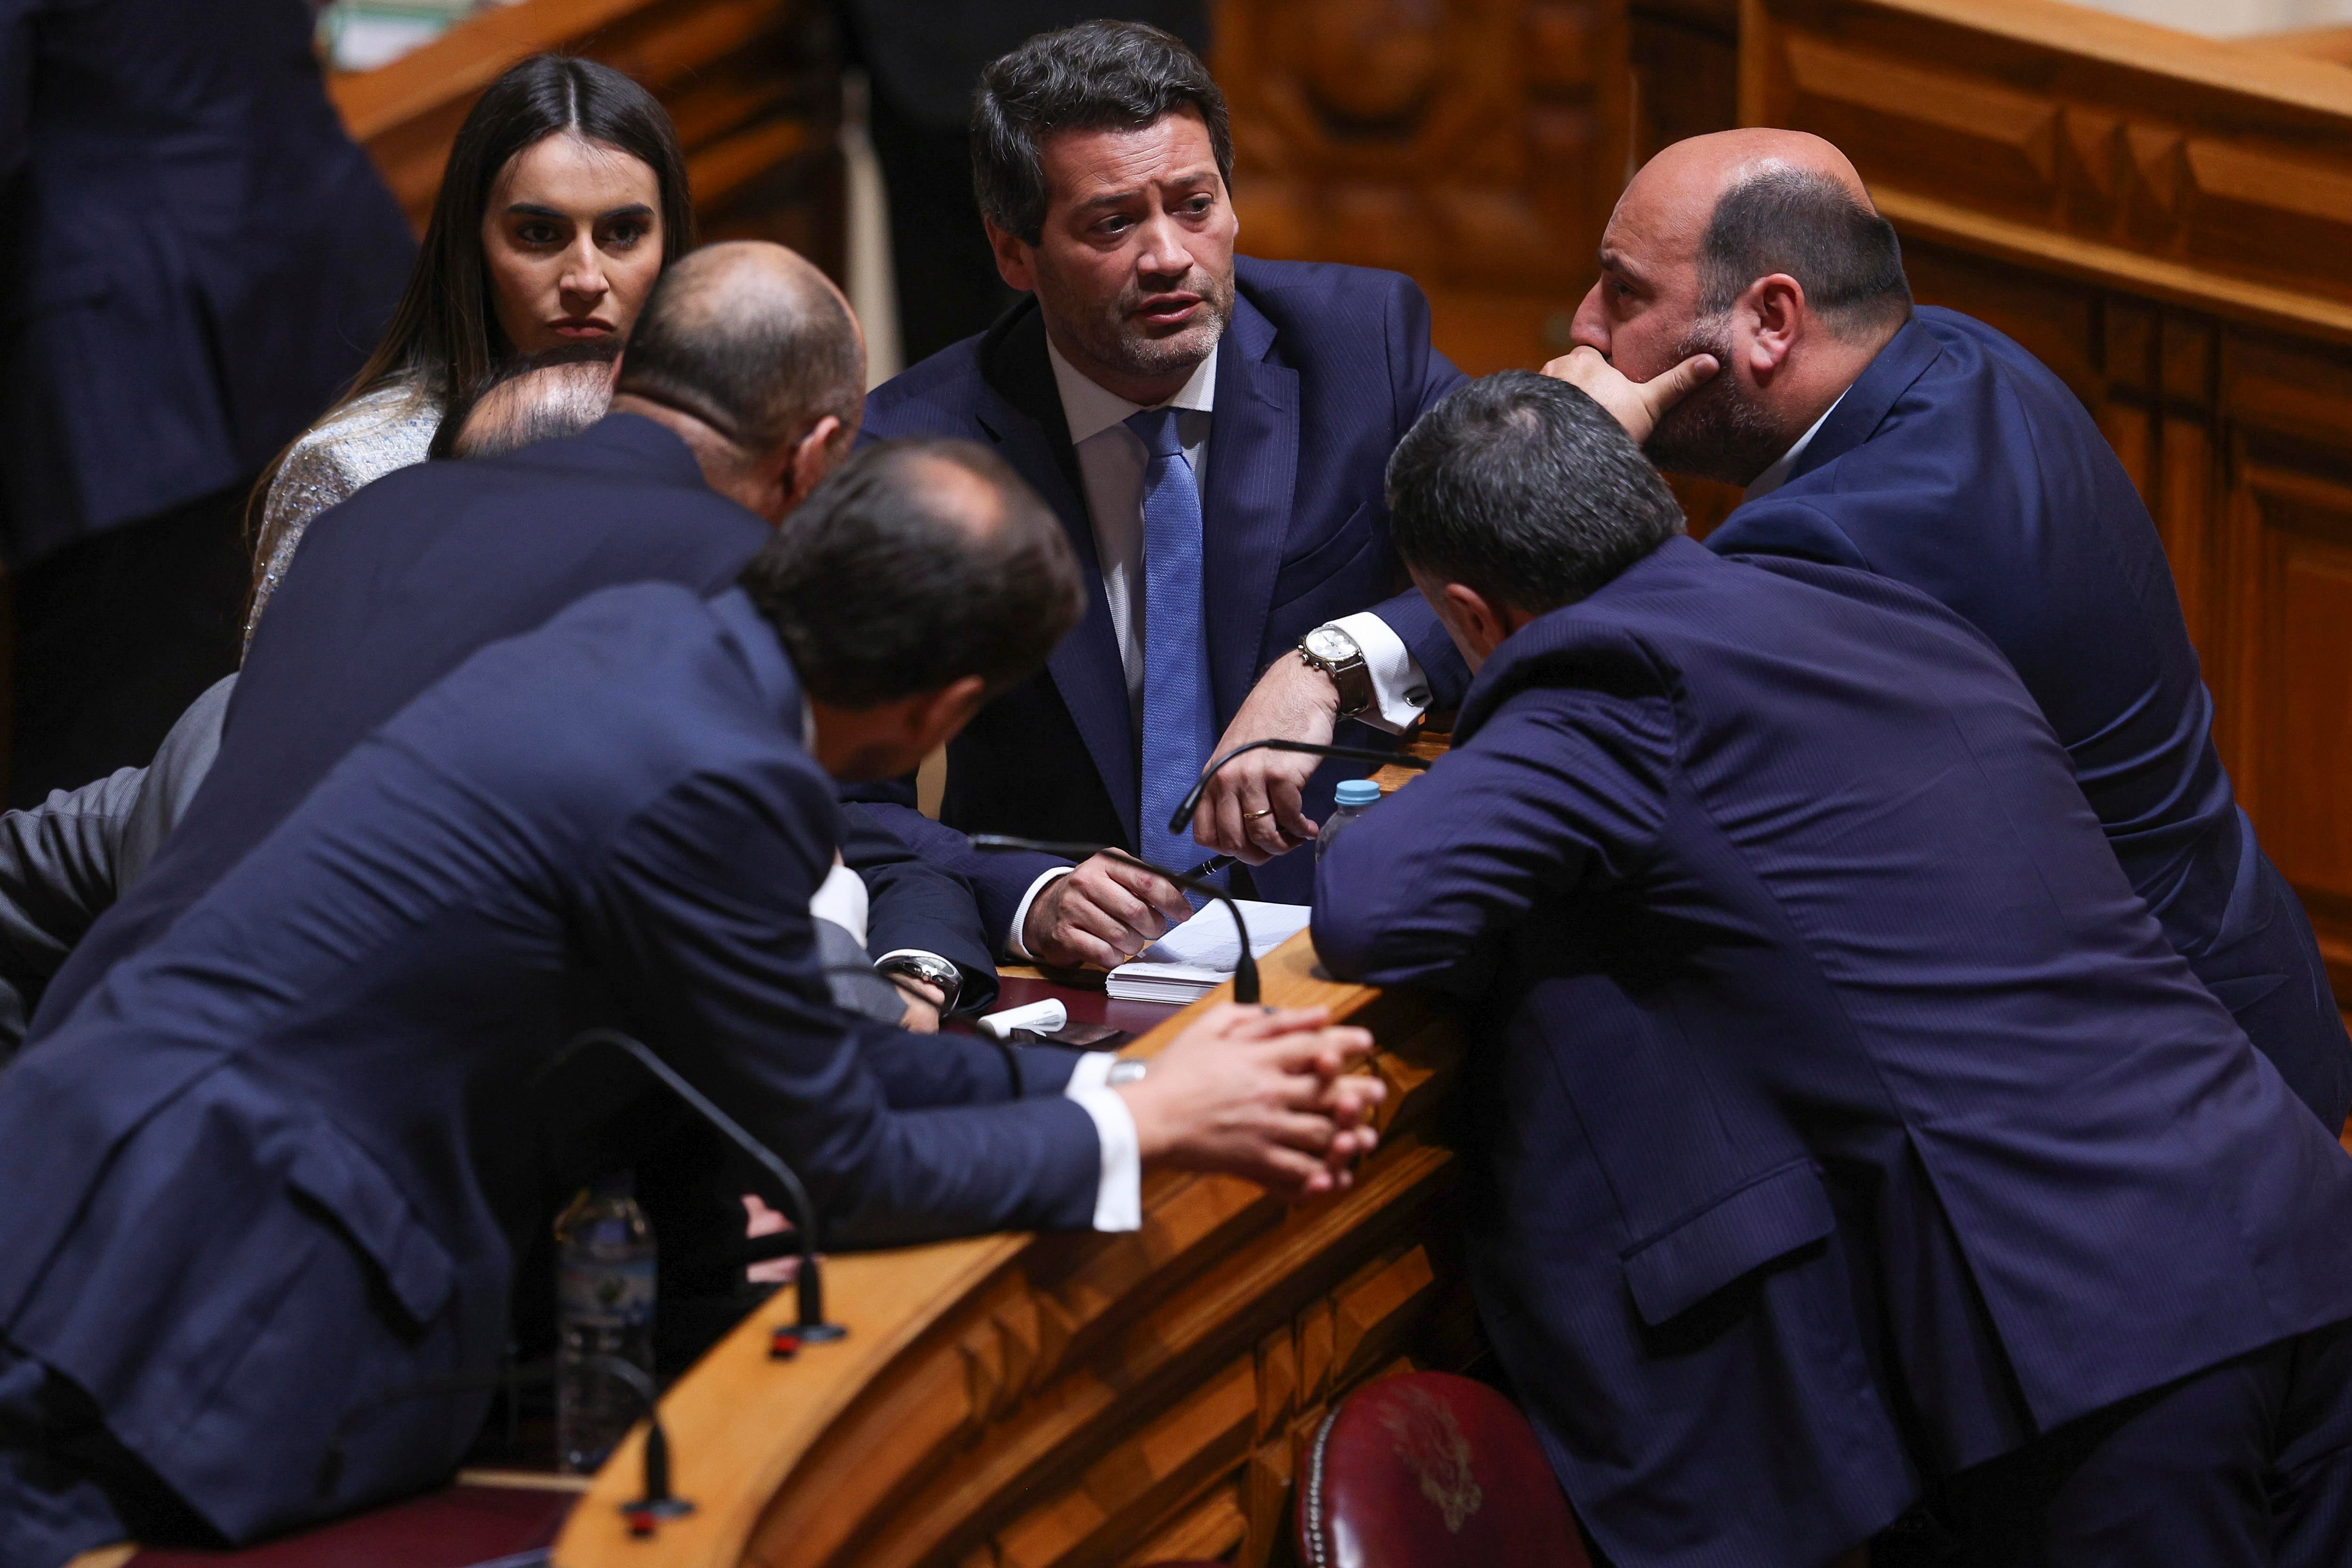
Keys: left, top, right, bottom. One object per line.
{"left": 1075, "top": 168, "right": 1219, "bottom": 212}
{"left": 1597, "top": 248, "right": 1647, "bottom": 286}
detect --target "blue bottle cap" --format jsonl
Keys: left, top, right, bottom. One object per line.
{"left": 1334, "top": 779, "right": 1383, "bottom": 807}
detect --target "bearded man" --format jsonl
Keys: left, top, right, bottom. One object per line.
{"left": 1553, "top": 128, "right": 2352, "bottom": 1135}
{"left": 853, "top": 20, "right": 1470, "bottom": 963}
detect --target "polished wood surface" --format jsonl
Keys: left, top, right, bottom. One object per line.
{"left": 1213, "top": 0, "right": 1628, "bottom": 375}
{"left": 554, "top": 935, "right": 1470, "bottom": 1568}
{"left": 329, "top": 0, "right": 842, "bottom": 270}
{"left": 1744, "top": 0, "right": 2352, "bottom": 1003}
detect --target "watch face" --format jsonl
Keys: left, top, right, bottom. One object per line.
{"left": 1303, "top": 625, "right": 1357, "bottom": 662}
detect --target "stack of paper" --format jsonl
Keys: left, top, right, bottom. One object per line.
{"left": 1105, "top": 900, "right": 1314, "bottom": 1004}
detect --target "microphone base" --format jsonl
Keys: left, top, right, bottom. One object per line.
{"left": 622, "top": 1496, "right": 697, "bottom": 1535}
{"left": 770, "top": 1321, "right": 849, "bottom": 1359}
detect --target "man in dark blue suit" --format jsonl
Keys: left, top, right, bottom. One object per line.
{"left": 0, "top": 0, "right": 413, "bottom": 799}
{"left": 1318, "top": 373, "right": 2352, "bottom": 1567}
{"left": 31, "top": 243, "right": 998, "bottom": 1044}
{"left": 1551, "top": 128, "right": 2352, "bottom": 1133}
{"left": 0, "top": 438, "right": 1384, "bottom": 1565}
{"left": 855, "top": 21, "right": 1468, "bottom": 965}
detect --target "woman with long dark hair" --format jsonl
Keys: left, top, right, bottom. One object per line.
{"left": 248, "top": 54, "right": 693, "bottom": 637}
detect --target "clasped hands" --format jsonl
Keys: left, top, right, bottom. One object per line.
{"left": 1119, "top": 1002, "right": 1386, "bottom": 1202}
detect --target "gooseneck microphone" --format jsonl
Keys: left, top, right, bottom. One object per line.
{"left": 969, "top": 835, "right": 1262, "bottom": 1004}
{"left": 1160, "top": 739, "right": 1435, "bottom": 878}
{"left": 539, "top": 1029, "right": 846, "bottom": 1347}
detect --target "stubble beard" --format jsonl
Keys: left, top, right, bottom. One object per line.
{"left": 1051, "top": 261, "right": 1236, "bottom": 390}
{"left": 1642, "top": 315, "right": 1796, "bottom": 489}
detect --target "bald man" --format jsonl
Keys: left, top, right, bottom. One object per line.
{"left": 0, "top": 350, "right": 636, "bottom": 1058}
{"left": 0, "top": 439, "right": 1388, "bottom": 1561}
{"left": 1554, "top": 130, "right": 2352, "bottom": 1138}
{"left": 32, "top": 242, "right": 995, "bottom": 1042}
{"left": 19, "top": 244, "right": 1052, "bottom": 1362}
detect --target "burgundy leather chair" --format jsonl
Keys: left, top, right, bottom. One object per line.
{"left": 1293, "top": 1372, "right": 1590, "bottom": 1567}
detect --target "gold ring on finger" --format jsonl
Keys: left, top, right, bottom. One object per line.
{"left": 1242, "top": 808, "right": 1274, "bottom": 822}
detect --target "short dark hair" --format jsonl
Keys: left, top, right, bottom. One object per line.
{"left": 1385, "top": 371, "right": 1685, "bottom": 614}
{"left": 427, "top": 341, "right": 617, "bottom": 460}
{"left": 739, "top": 440, "right": 1086, "bottom": 707}
{"left": 972, "top": 21, "right": 1233, "bottom": 246}
{"left": 1696, "top": 167, "right": 1912, "bottom": 337}
{"left": 615, "top": 250, "right": 862, "bottom": 455}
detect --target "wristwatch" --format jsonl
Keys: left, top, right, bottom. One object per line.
{"left": 874, "top": 952, "right": 961, "bottom": 1013}
{"left": 1106, "top": 1058, "right": 1149, "bottom": 1086}
{"left": 1298, "top": 624, "right": 1374, "bottom": 720}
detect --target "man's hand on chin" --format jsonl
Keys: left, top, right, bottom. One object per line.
{"left": 1192, "top": 653, "right": 1335, "bottom": 862}
{"left": 1541, "top": 346, "right": 1718, "bottom": 445}
{"left": 1021, "top": 853, "right": 1194, "bottom": 970}
{"left": 1118, "top": 1003, "right": 1386, "bottom": 1201}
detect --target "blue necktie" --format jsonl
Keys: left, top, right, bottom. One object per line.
{"left": 1127, "top": 406, "right": 1216, "bottom": 882}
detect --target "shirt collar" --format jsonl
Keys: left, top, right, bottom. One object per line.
{"left": 1046, "top": 334, "right": 1219, "bottom": 445}
{"left": 1743, "top": 387, "right": 1848, "bottom": 502}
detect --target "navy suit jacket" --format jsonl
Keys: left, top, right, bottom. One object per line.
{"left": 0, "top": 0, "right": 412, "bottom": 560}
{"left": 854, "top": 257, "right": 1470, "bottom": 932}
{"left": 1709, "top": 307, "right": 2351, "bottom": 1129}
{"left": 0, "top": 585, "right": 1101, "bottom": 1543}
{"left": 32, "top": 415, "right": 1002, "bottom": 1037}
{"left": 1316, "top": 539, "right": 2352, "bottom": 1568}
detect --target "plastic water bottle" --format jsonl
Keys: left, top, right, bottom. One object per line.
{"left": 556, "top": 1172, "right": 657, "bottom": 1473}
{"left": 1316, "top": 778, "right": 1383, "bottom": 864}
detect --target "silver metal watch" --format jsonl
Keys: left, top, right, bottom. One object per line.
{"left": 874, "top": 952, "right": 962, "bottom": 1013}
{"left": 1298, "top": 623, "right": 1374, "bottom": 720}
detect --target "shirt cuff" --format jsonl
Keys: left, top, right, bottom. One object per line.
{"left": 1064, "top": 1059, "right": 1141, "bottom": 1232}
{"left": 808, "top": 857, "right": 871, "bottom": 949}
{"left": 1329, "top": 612, "right": 1430, "bottom": 734}
{"left": 1002, "top": 864, "right": 1077, "bottom": 961}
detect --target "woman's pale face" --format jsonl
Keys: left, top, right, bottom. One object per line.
{"left": 481, "top": 132, "right": 664, "bottom": 356}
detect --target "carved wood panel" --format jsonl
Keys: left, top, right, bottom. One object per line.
{"left": 1212, "top": 0, "right": 1629, "bottom": 374}
{"left": 1748, "top": 0, "right": 2352, "bottom": 1002}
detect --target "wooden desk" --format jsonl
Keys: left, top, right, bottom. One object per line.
{"left": 554, "top": 934, "right": 1468, "bottom": 1568}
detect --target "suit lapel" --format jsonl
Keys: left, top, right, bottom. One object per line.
{"left": 1200, "top": 296, "right": 1299, "bottom": 722}
{"left": 977, "top": 304, "right": 1141, "bottom": 847}
{"left": 1786, "top": 316, "right": 1944, "bottom": 487}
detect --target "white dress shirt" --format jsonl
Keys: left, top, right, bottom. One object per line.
{"left": 1743, "top": 389, "right": 1848, "bottom": 502}
{"left": 804, "top": 652, "right": 1142, "bottom": 1229}
{"left": 1003, "top": 338, "right": 1429, "bottom": 959}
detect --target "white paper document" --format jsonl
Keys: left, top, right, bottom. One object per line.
{"left": 1105, "top": 900, "right": 1314, "bottom": 1004}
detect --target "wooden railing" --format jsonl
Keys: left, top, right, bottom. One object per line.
{"left": 329, "top": 0, "right": 842, "bottom": 265}
{"left": 554, "top": 936, "right": 1471, "bottom": 1568}
{"left": 1742, "top": 0, "right": 2352, "bottom": 1003}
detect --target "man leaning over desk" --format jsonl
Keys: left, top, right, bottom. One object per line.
{"left": 1317, "top": 373, "right": 2352, "bottom": 1568}
{"left": 854, "top": 20, "right": 1468, "bottom": 965}
{"left": 0, "top": 441, "right": 1387, "bottom": 1566}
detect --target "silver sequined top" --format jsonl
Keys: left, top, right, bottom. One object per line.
{"left": 247, "top": 380, "right": 443, "bottom": 645}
